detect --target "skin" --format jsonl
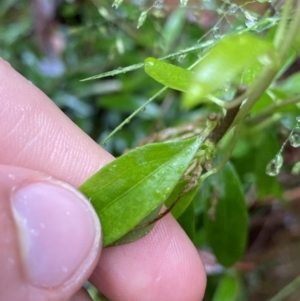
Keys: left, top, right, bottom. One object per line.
{"left": 0, "top": 57, "right": 206, "bottom": 301}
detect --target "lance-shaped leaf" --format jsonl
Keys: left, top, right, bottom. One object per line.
{"left": 212, "top": 273, "right": 241, "bottom": 301}
{"left": 184, "top": 33, "right": 276, "bottom": 108}
{"left": 144, "top": 57, "right": 192, "bottom": 92}
{"left": 80, "top": 136, "right": 203, "bottom": 246}
{"left": 144, "top": 34, "right": 276, "bottom": 110}
{"left": 202, "top": 162, "right": 248, "bottom": 267}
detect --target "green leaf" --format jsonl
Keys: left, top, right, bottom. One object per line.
{"left": 109, "top": 204, "right": 162, "bottom": 246}
{"left": 184, "top": 33, "right": 276, "bottom": 109}
{"left": 144, "top": 57, "right": 192, "bottom": 92}
{"left": 293, "top": 28, "right": 300, "bottom": 54}
{"left": 137, "top": 11, "right": 147, "bottom": 29}
{"left": 241, "top": 61, "right": 263, "bottom": 85}
{"left": 202, "top": 162, "right": 248, "bottom": 267}
{"left": 277, "top": 71, "right": 300, "bottom": 96}
{"left": 250, "top": 92, "right": 273, "bottom": 114}
{"left": 79, "top": 136, "right": 203, "bottom": 246}
{"left": 164, "top": 178, "right": 198, "bottom": 219}
{"left": 212, "top": 274, "right": 240, "bottom": 301}
{"left": 161, "top": 8, "right": 186, "bottom": 53}
{"left": 177, "top": 201, "right": 195, "bottom": 241}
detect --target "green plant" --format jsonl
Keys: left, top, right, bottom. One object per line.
{"left": 3, "top": 0, "right": 300, "bottom": 299}
{"left": 78, "top": 0, "right": 300, "bottom": 299}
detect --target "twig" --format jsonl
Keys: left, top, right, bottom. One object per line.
{"left": 209, "top": 85, "right": 246, "bottom": 144}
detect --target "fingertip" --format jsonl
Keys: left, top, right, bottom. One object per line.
{"left": 91, "top": 214, "right": 206, "bottom": 301}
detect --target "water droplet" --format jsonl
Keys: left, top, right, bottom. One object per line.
{"left": 180, "top": 0, "right": 188, "bottom": 7}
{"left": 296, "top": 116, "right": 300, "bottom": 123}
{"left": 137, "top": 11, "right": 148, "bottom": 29}
{"left": 117, "top": 67, "right": 122, "bottom": 71}
{"left": 112, "top": 0, "right": 123, "bottom": 8}
{"left": 289, "top": 133, "right": 300, "bottom": 148}
{"left": 141, "top": 106, "right": 147, "bottom": 112}
{"left": 266, "top": 160, "right": 279, "bottom": 176}
{"left": 177, "top": 54, "right": 187, "bottom": 63}
{"left": 153, "top": 0, "right": 163, "bottom": 9}
{"left": 212, "top": 27, "right": 220, "bottom": 38}
{"left": 266, "top": 153, "right": 283, "bottom": 177}
{"left": 228, "top": 4, "right": 238, "bottom": 14}
{"left": 244, "top": 11, "right": 257, "bottom": 28}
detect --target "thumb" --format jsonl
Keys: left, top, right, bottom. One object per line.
{"left": 0, "top": 165, "right": 101, "bottom": 301}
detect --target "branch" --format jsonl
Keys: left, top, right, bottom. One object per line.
{"left": 209, "top": 85, "right": 246, "bottom": 144}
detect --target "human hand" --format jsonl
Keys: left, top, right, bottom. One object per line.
{"left": 0, "top": 57, "right": 206, "bottom": 301}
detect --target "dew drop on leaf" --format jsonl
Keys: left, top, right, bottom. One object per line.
{"left": 289, "top": 133, "right": 300, "bottom": 148}
{"left": 296, "top": 116, "right": 300, "bottom": 123}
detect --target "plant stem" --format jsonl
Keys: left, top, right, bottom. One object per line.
{"left": 269, "top": 274, "right": 300, "bottom": 301}
{"left": 278, "top": 0, "right": 300, "bottom": 62}
{"left": 273, "top": 0, "right": 293, "bottom": 49}
{"left": 209, "top": 106, "right": 240, "bottom": 144}
{"left": 209, "top": 86, "right": 246, "bottom": 144}
{"left": 247, "top": 94, "right": 300, "bottom": 126}
{"left": 200, "top": 123, "right": 241, "bottom": 183}
{"left": 100, "top": 87, "right": 167, "bottom": 146}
